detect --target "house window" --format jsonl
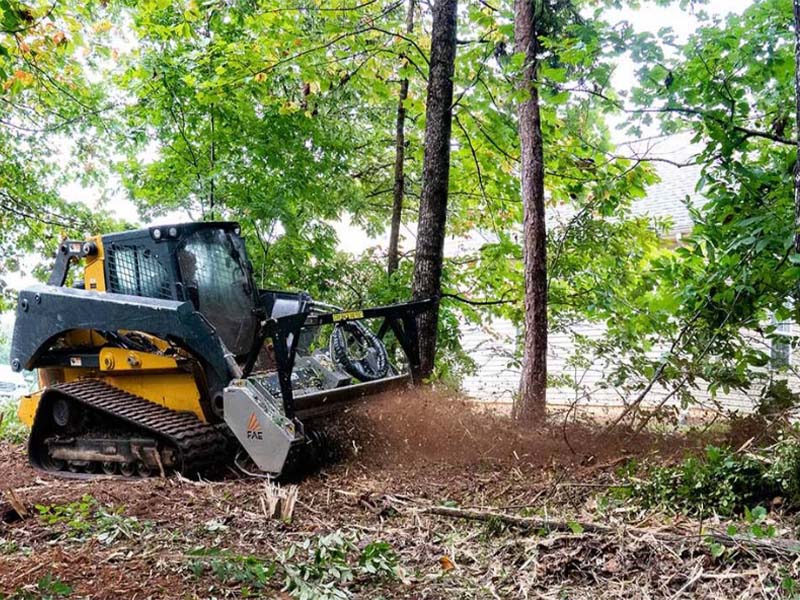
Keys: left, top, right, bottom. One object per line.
{"left": 770, "top": 319, "right": 792, "bottom": 369}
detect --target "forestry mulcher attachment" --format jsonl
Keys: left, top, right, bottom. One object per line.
{"left": 10, "top": 222, "right": 430, "bottom": 478}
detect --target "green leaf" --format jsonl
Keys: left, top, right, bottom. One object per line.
{"left": 709, "top": 542, "right": 725, "bottom": 558}
{"left": 567, "top": 520, "right": 584, "bottom": 534}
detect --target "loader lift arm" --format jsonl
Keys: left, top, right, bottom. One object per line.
{"left": 10, "top": 284, "right": 237, "bottom": 405}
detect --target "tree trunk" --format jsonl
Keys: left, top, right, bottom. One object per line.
{"left": 794, "top": 0, "right": 800, "bottom": 258}
{"left": 387, "top": 0, "right": 416, "bottom": 275}
{"left": 411, "top": 0, "right": 458, "bottom": 379}
{"left": 514, "top": 0, "right": 547, "bottom": 423}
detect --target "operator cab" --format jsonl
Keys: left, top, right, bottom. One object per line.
{"left": 101, "top": 222, "right": 260, "bottom": 358}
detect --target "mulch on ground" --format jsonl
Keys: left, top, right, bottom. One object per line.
{"left": 0, "top": 388, "right": 794, "bottom": 598}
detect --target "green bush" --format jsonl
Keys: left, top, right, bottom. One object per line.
{"left": 630, "top": 444, "right": 800, "bottom": 517}
{"left": 763, "top": 436, "right": 800, "bottom": 507}
{"left": 0, "top": 402, "right": 26, "bottom": 444}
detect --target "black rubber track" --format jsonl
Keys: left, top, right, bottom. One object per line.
{"left": 29, "top": 379, "right": 227, "bottom": 477}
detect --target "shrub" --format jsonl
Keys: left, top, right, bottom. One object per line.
{"left": 0, "top": 402, "right": 26, "bottom": 444}
{"left": 763, "top": 436, "right": 800, "bottom": 507}
{"left": 630, "top": 444, "right": 798, "bottom": 517}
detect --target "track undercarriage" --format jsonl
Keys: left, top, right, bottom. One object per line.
{"left": 29, "top": 380, "right": 227, "bottom": 478}
{"left": 29, "top": 379, "right": 342, "bottom": 480}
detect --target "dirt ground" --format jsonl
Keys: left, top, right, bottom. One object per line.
{"left": 1, "top": 389, "right": 798, "bottom": 599}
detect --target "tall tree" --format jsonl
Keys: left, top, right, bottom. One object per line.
{"left": 114, "top": 0, "right": 412, "bottom": 291}
{"left": 387, "top": 0, "right": 416, "bottom": 275}
{"left": 411, "top": 0, "right": 458, "bottom": 379}
{"left": 514, "top": 0, "right": 547, "bottom": 422}
{"left": 794, "top": 0, "right": 800, "bottom": 260}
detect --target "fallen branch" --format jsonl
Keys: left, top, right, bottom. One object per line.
{"left": 421, "top": 505, "right": 800, "bottom": 558}
{"left": 424, "top": 505, "right": 612, "bottom": 534}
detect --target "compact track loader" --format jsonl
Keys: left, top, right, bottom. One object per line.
{"left": 9, "top": 222, "right": 430, "bottom": 478}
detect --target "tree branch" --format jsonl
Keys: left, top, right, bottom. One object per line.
{"left": 568, "top": 86, "right": 794, "bottom": 146}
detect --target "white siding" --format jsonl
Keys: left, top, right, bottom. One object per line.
{"left": 459, "top": 317, "right": 800, "bottom": 414}
{"left": 629, "top": 162, "right": 703, "bottom": 238}
{"left": 458, "top": 135, "right": 799, "bottom": 415}
{"left": 460, "top": 319, "right": 520, "bottom": 401}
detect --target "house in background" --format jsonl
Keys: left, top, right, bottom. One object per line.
{"left": 458, "top": 135, "right": 793, "bottom": 415}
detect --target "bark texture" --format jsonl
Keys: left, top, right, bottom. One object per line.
{"left": 411, "top": 0, "right": 458, "bottom": 379}
{"left": 387, "top": 0, "right": 416, "bottom": 275}
{"left": 794, "top": 0, "right": 800, "bottom": 257}
{"left": 514, "top": 0, "right": 548, "bottom": 422}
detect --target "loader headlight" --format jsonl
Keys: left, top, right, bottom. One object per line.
{"left": 152, "top": 228, "right": 162, "bottom": 240}
{"left": 168, "top": 227, "right": 178, "bottom": 238}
